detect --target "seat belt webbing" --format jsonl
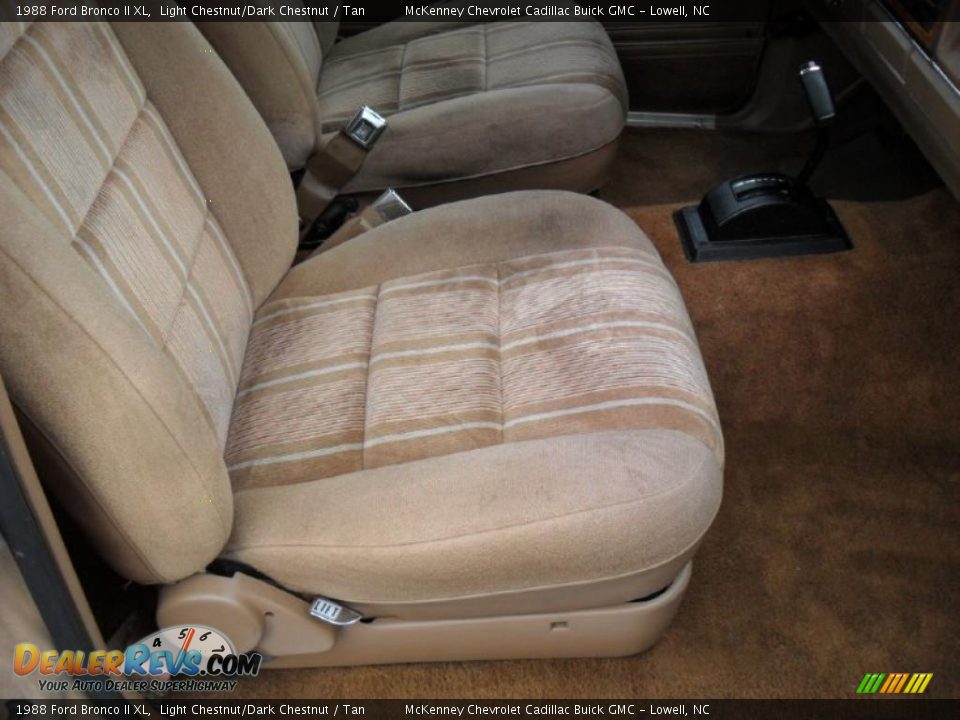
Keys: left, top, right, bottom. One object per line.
{"left": 297, "top": 106, "right": 386, "bottom": 240}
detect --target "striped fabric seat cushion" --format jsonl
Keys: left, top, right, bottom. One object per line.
{"left": 0, "top": 22, "right": 253, "bottom": 444}
{"left": 316, "top": 22, "right": 626, "bottom": 133}
{"left": 225, "top": 246, "right": 722, "bottom": 490}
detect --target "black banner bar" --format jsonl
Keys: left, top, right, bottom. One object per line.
{"left": 3, "top": 0, "right": 958, "bottom": 24}
{"left": 4, "top": 700, "right": 960, "bottom": 719}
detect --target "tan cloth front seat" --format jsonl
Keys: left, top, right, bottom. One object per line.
{"left": 0, "top": 21, "right": 720, "bottom": 656}
{"left": 197, "top": 19, "right": 628, "bottom": 202}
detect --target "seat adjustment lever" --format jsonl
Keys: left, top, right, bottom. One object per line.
{"left": 309, "top": 597, "right": 363, "bottom": 626}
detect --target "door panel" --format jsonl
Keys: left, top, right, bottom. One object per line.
{"left": 605, "top": 21, "right": 769, "bottom": 114}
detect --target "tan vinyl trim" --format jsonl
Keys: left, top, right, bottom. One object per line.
{"left": 157, "top": 563, "right": 692, "bottom": 667}
{"left": 279, "top": 563, "right": 690, "bottom": 667}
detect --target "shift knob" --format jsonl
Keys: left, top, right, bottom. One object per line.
{"left": 800, "top": 61, "right": 836, "bottom": 126}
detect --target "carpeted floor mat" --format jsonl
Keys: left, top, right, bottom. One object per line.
{"left": 224, "top": 131, "right": 960, "bottom": 700}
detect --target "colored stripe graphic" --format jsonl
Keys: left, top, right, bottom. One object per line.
{"left": 892, "top": 673, "right": 909, "bottom": 693}
{"left": 857, "top": 672, "right": 932, "bottom": 694}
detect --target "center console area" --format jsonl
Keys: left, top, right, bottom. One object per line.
{"left": 675, "top": 61, "right": 852, "bottom": 262}
{"left": 815, "top": 0, "right": 960, "bottom": 200}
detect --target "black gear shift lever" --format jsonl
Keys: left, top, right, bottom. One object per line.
{"left": 800, "top": 61, "right": 836, "bottom": 125}
{"left": 797, "top": 61, "right": 836, "bottom": 186}
{"left": 673, "top": 58, "right": 851, "bottom": 262}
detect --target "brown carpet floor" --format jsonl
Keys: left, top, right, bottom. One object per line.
{"left": 226, "top": 130, "right": 960, "bottom": 699}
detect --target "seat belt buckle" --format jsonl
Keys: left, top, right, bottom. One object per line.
{"left": 309, "top": 597, "right": 363, "bottom": 626}
{"left": 370, "top": 188, "right": 413, "bottom": 223}
{"left": 344, "top": 106, "right": 387, "bottom": 149}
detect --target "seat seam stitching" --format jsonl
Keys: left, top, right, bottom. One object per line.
{"left": 346, "top": 134, "right": 619, "bottom": 194}
{"left": 397, "top": 41, "right": 409, "bottom": 112}
{"left": 206, "top": 206, "right": 256, "bottom": 336}
{"left": 486, "top": 37, "right": 613, "bottom": 66}
{"left": 158, "top": 196, "right": 208, "bottom": 350}
{"left": 482, "top": 24, "right": 488, "bottom": 92}
{"left": 496, "top": 261, "right": 504, "bottom": 443}
{"left": 227, "top": 444, "right": 717, "bottom": 552}
{"left": 0, "top": 21, "right": 33, "bottom": 66}
{"left": 262, "top": 23, "right": 322, "bottom": 144}
{"left": 360, "top": 284, "right": 380, "bottom": 470}
{"left": 324, "top": 42, "right": 405, "bottom": 67}
{"left": 144, "top": 100, "right": 251, "bottom": 401}
{"left": 67, "top": 81, "right": 146, "bottom": 243}
{"left": 236, "top": 532, "right": 707, "bottom": 607}
{"left": 318, "top": 66, "right": 402, "bottom": 98}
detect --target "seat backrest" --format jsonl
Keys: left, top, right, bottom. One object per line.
{"left": 199, "top": 17, "right": 339, "bottom": 169}
{"left": 0, "top": 21, "right": 298, "bottom": 584}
